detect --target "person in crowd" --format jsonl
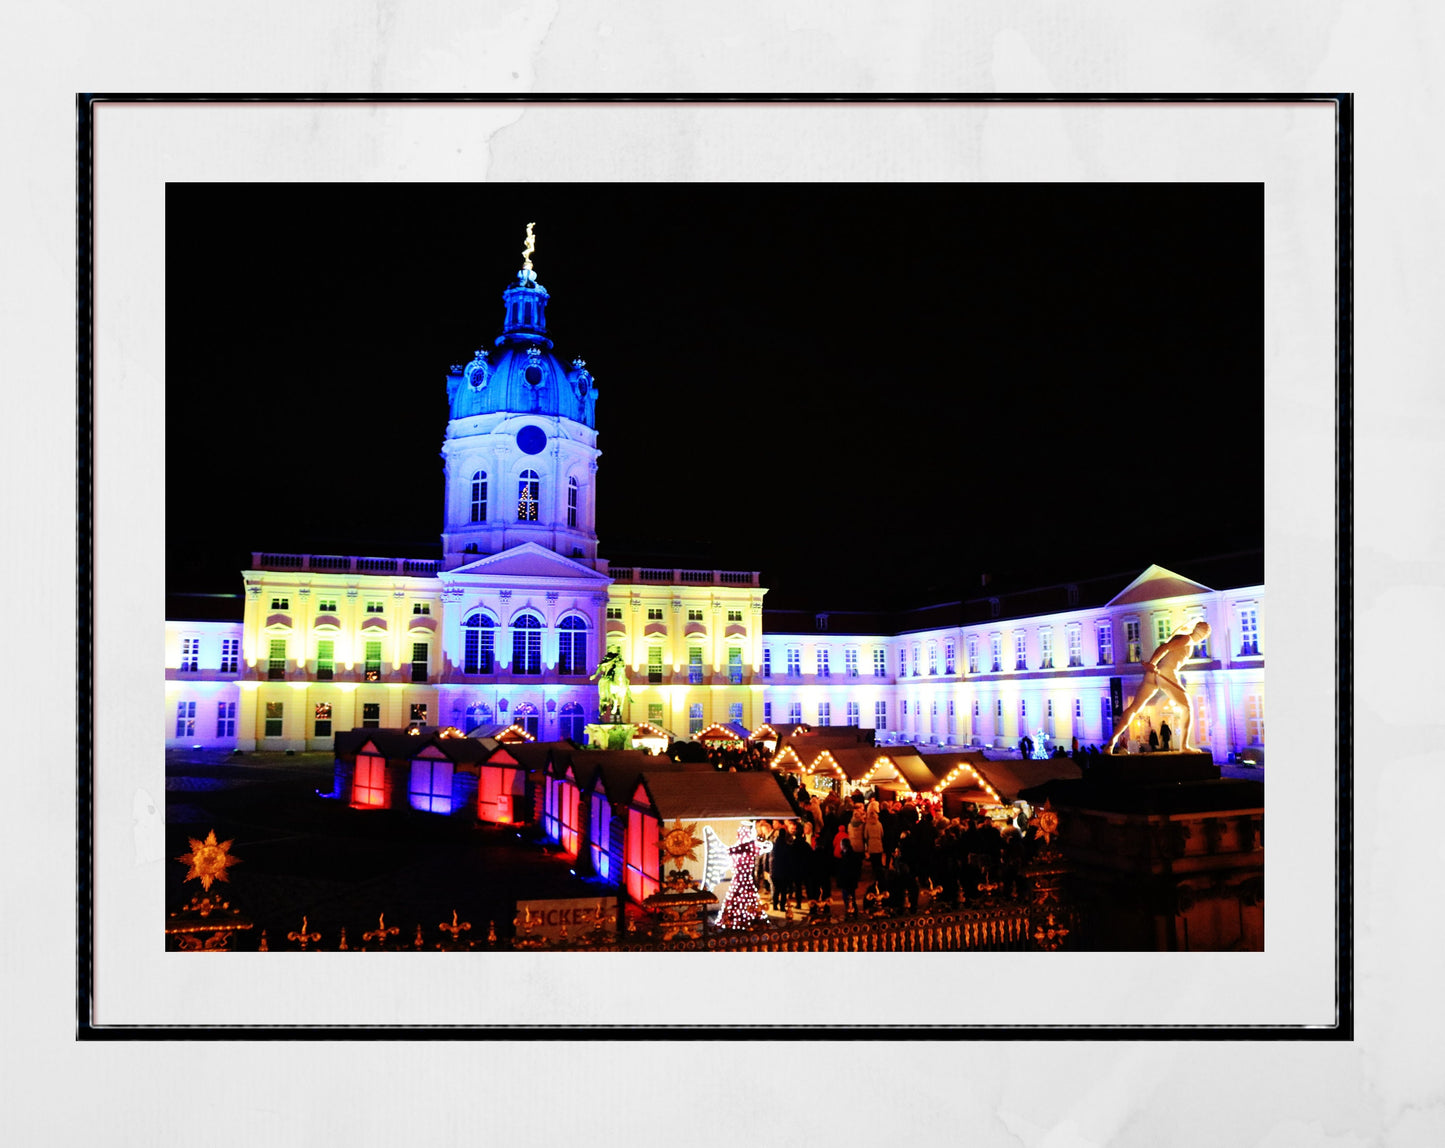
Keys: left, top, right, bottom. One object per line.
{"left": 836, "top": 819, "right": 862, "bottom": 914}
{"left": 1148, "top": 727, "right": 1160, "bottom": 753}
{"left": 1160, "top": 719, "right": 1173, "bottom": 751}
{"left": 769, "top": 821, "right": 795, "bottom": 912}
{"left": 864, "top": 805, "right": 886, "bottom": 878}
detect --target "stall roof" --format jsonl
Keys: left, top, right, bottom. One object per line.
{"left": 971, "top": 758, "right": 1083, "bottom": 802}
{"left": 698, "top": 720, "right": 751, "bottom": 742}
{"left": 636, "top": 772, "right": 797, "bottom": 822}
{"left": 465, "top": 722, "right": 537, "bottom": 743}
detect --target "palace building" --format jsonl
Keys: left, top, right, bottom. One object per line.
{"left": 165, "top": 238, "right": 1265, "bottom": 763}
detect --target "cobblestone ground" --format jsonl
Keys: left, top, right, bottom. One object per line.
{"left": 164, "top": 751, "right": 600, "bottom": 946}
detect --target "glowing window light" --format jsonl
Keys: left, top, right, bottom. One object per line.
{"left": 352, "top": 754, "right": 387, "bottom": 808}
{"left": 409, "top": 758, "right": 454, "bottom": 814}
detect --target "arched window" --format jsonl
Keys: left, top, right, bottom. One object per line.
{"left": 512, "top": 613, "right": 542, "bottom": 675}
{"left": 464, "top": 701, "right": 493, "bottom": 731}
{"left": 517, "top": 470, "right": 540, "bottom": 521}
{"left": 514, "top": 701, "right": 539, "bottom": 738}
{"left": 567, "top": 476, "right": 579, "bottom": 528}
{"left": 560, "top": 701, "right": 584, "bottom": 743}
{"left": 470, "top": 471, "right": 487, "bottom": 523}
{"left": 557, "top": 615, "right": 588, "bottom": 676}
{"left": 463, "top": 613, "right": 495, "bottom": 675}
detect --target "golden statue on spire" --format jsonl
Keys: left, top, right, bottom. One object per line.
{"left": 522, "top": 221, "right": 537, "bottom": 271}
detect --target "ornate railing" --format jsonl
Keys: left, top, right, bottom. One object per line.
{"left": 251, "top": 552, "right": 441, "bottom": 577}
{"left": 609, "top": 566, "right": 760, "bottom": 588}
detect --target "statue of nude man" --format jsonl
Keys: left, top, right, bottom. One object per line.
{"left": 1106, "top": 621, "right": 1211, "bottom": 753}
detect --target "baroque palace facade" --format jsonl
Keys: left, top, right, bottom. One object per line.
{"left": 165, "top": 245, "right": 1266, "bottom": 761}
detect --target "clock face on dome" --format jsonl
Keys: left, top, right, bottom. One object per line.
{"left": 516, "top": 425, "right": 547, "bottom": 455}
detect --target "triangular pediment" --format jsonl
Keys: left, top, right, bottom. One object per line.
{"left": 1107, "top": 564, "right": 1215, "bottom": 607}
{"left": 442, "top": 543, "right": 612, "bottom": 585}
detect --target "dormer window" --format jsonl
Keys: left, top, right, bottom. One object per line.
{"left": 270, "top": 597, "right": 289, "bottom": 610}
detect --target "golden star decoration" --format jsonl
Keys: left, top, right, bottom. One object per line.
{"left": 659, "top": 820, "right": 704, "bottom": 869}
{"left": 1029, "top": 800, "right": 1060, "bottom": 845}
{"left": 176, "top": 829, "right": 241, "bottom": 891}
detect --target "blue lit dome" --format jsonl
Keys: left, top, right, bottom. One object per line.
{"left": 445, "top": 267, "right": 598, "bottom": 428}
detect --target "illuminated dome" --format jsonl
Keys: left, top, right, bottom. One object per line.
{"left": 445, "top": 267, "right": 598, "bottom": 428}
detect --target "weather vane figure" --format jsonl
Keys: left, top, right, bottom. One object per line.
{"left": 522, "top": 221, "right": 536, "bottom": 271}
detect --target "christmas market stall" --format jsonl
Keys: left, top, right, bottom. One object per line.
{"left": 329, "top": 728, "right": 489, "bottom": 815}
{"left": 471, "top": 738, "right": 572, "bottom": 825}
{"left": 627, "top": 721, "right": 675, "bottom": 755}
{"left": 621, "top": 771, "right": 796, "bottom": 906}
{"left": 697, "top": 721, "right": 750, "bottom": 750}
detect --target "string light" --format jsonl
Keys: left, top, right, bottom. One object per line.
{"left": 716, "top": 820, "right": 772, "bottom": 929}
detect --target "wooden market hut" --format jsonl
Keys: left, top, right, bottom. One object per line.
{"left": 697, "top": 721, "right": 750, "bottom": 749}
{"left": 331, "top": 728, "right": 490, "bottom": 816}
{"left": 621, "top": 770, "right": 797, "bottom": 904}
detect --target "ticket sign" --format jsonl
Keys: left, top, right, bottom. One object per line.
{"left": 514, "top": 897, "right": 618, "bottom": 940}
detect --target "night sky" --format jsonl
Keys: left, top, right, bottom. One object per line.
{"left": 167, "top": 182, "right": 1262, "bottom": 610}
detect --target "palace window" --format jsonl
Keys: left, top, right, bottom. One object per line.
{"left": 560, "top": 702, "right": 585, "bottom": 742}
{"left": 945, "top": 641, "right": 956, "bottom": 675}
{"left": 727, "top": 609, "right": 743, "bottom": 623}
{"left": 270, "top": 597, "right": 289, "bottom": 611}
{"left": 1125, "top": 620, "right": 1142, "bottom": 663}
{"left": 513, "top": 703, "right": 539, "bottom": 739}
{"left": 365, "top": 600, "right": 384, "bottom": 614}
{"left": 1040, "top": 629, "right": 1054, "bottom": 670}
{"left": 912, "top": 646, "right": 921, "bottom": 676}
{"left": 1190, "top": 617, "right": 1210, "bottom": 659}
{"left": 1045, "top": 698, "right": 1055, "bottom": 737}
{"left": 873, "top": 648, "right": 887, "bottom": 677}
{"left": 845, "top": 648, "right": 859, "bottom": 677}
{"left": 316, "top": 640, "right": 334, "bottom": 681}
{"left": 647, "top": 607, "right": 664, "bottom": 621}
{"left": 517, "top": 470, "right": 540, "bottom": 521}
{"left": 352, "top": 754, "right": 386, "bottom": 808}
{"left": 786, "top": 648, "right": 801, "bottom": 677}
{"left": 558, "top": 616, "right": 587, "bottom": 676}
{"left": 1245, "top": 694, "right": 1265, "bottom": 745}
{"left": 1014, "top": 632, "right": 1028, "bottom": 671}
{"left": 948, "top": 699, "right": 956, "bottom": 738}
{"left": 689, "top": 703, "right": 704, "bottom": 736}
{"left": 818, "top": 702, "right": 831, "bottom": 727}
{"left": 967, "top": 636, "right": 979, "bottom": 674}
{"left": 928, "top": 645, "right": 938, "bottom": 675}
{"left": 763, "top": 701, "right": 773, "bottom": 724}
{"left": 413, "top": 602, "right": 431, "bottom": 616}
{"left": 409, "top": 757, "right": 453, "bottom": 814}
{"left": 512, "top": 615, "right": 542, "bottom": 675}
{"left": 180, "top": 638, "right": 200, "bottom": 673}
{"left": 762, "top": 648, "right": 772, "bottom": 678}
{"left": 409, "top": 703, "right": 428, "bottom": 729}
{"left": 465, "top": 702, "right": 494, "bottom": 730}
{"left": 728, "top": 701, "right": 744, "bottom": 724}
{"left": 1239, "top": 606, "right": 1261, "bottom": 656}
{"left": 1155, "top": 616, "right": 1173, "bottom": 646}
{"left": 606, "top": 606, "right": 623, "bottom": 620}
{"left": 728, "top": 647, "right": 743, "bottom": 685}
{"left": 1067, "top": 627, "right": 1082, "bottom": 668}
{"left": 899, "top": 649, "right": 908, "bottom": 677}
{"left": 847, "top": 701, "right": 860, "bottom": 727}
{"left": 220, "top": 639, "right": 239, "bottom": 673}
{"left": 688, "top": 608, "right": 704, "bottom": 622}
{"left": 1097, "top": 622, "right": 1113, "bottom": 666}
{"left": 688, "top": 646, "right": 704, "bottom": 684}
{"left": 463, "top": 614, "right": 495, "bottom": 674}
{"left": 991, "top": 635, "right": 1003, "bottom": 673}
{"left": 648, "top": 702, "right": 665, "bottom": 723}
{"left": 216, "top": 701, "right": 236, "bottom": 738}
{"left": 314, "top": 702, "right": 332, "bottom": 738}
{"left": 567, "top": 476, "right": 579, "bottom": 528}
{"left": 875, "top": 700, "right": 888, "bottom": 730}
{"left": 175, "top": 700, "right": 196, "bottom": 738}
{"left": 648, "top": 645, "right": 664, "bottom": 683}
{"left": 264, "top": 701, "right": 283, "bottom": 738}
{"left": 411, "top": 642, "right": 429, "bottom": 683}
{"left": 996, "top": 698, "right": 1004, "bottom": 736}
{"left": 902, "top": 700, "right": 908, "bottom": 718}
{"left": 317, "top": 598, "right": 337, "bottom": 613}
{"left": 268, "top": 639, "right": 287, "bottom": 680}
{"left": 817, "top": 649, "right": 831, "bottom": 678}
{"left": 362, "top": 702, "right": 380, "bottom": 728}
{"left": 788, "top": 702, "right": 802, "bottom": 725}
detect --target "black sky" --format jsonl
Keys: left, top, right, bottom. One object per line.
{"left": 167, "top": 182, "right": 1263, "bottom": 610}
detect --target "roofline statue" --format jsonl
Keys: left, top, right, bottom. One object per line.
{"left": 590, "top": 647, "right": 630, "bottom": 723}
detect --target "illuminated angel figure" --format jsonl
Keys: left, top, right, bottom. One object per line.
{"left": 522, "top": 221, "right": 537, "bottom": 270}
{"left": 716, "top": 820, "right": 773, "bottom": 929}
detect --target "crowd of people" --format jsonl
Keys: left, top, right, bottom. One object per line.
{"left": 748, "top": 780, "right": 1037, "bottom": 918}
